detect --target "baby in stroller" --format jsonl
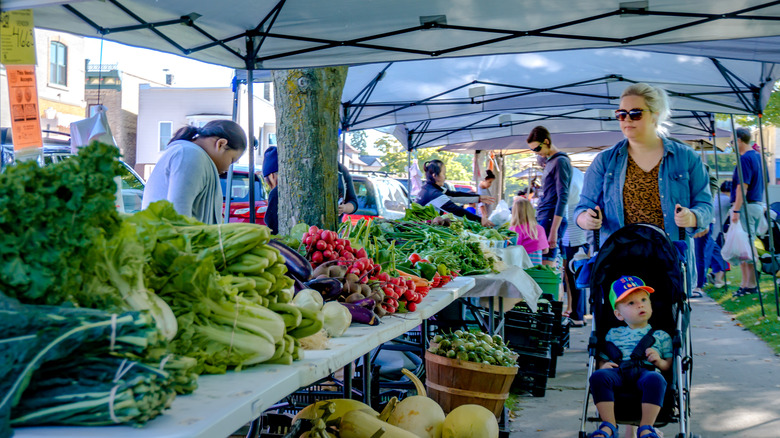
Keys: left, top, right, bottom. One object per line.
{"left": 588, "top": 276, "right": 673, "bottom": 438}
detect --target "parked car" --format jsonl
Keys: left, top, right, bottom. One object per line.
{"left": 343, "top": 174, "right": 411, "bottom": 224}
{"left": 219, "top": 165, "right": 268, "bottom": 224}
{"left": 1, "top": 130, "right": 146, "bottom": 214}
{"left": 453, "top": 183, "right": 477, "bottom": 194}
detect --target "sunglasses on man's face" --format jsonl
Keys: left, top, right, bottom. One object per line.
{"left": 615, "top": 108, "right": 645, "bottom": 121}
{"left": 530, "top": 140, "right": 545, "bottom": 153}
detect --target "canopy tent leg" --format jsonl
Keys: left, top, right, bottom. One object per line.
{"left": 247, "top": 68, "right": 257, "bottom": 224}
{"left": 710, "top": 114, "right": 727, "bottom": 292}
{"left": 407, "top": 148, "right": 411, "bottom": 188}
{"left": 730, "top": 115, "right": 765, "bottom": 316}
{"left": 341, "top": 128, "right": 347, "bottom": 166}
{"left": 757, "top": 116, "right": 780, "bottom": 316}
{"left": 224, "top": 75, "right": 241, "bottom": 224}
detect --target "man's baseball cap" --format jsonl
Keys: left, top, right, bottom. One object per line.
{"left": 610, "top": 275, "right": 654, "bottom": 309}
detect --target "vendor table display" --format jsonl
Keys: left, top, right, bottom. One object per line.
{"left": 13, "top": 278, "right": 474, "bottom": 438}
{"left": 4, "top": 146, "right": 547, "bottom": 438}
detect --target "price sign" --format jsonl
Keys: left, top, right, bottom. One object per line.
{"left": 1, "top": 9, "right": 36, "bottom": 66}
{"left": 6, "top": 65, "right": 43, "bottom": 152}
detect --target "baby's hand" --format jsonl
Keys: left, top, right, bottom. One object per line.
{"left": 599, "top": 361, "right": 618, "bottom": 370}
{"left": 645, "top": 348, "right": 661, "bottom": 364}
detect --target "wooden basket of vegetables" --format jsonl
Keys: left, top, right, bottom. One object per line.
{"left": 425, "top": 331, "right": 519, "bottom": 417}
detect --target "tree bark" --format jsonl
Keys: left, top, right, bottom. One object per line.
{"left": 272, "top": 67, "right": 348, "bottom": 234}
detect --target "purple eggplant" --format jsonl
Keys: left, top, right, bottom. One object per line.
{"left": 305, "top": 277, "right": 343, "bottom": 300}
{"left": 268, "top": 239, "right": 312, "bottom": 282}
{"left": 351, "top": 297, "right": 376, "bottom": 309}
{"left": 293, "top": 278, "right": 306, "bottom": 294}
{"left": 341, "top": 303, "right": 380, "bottom": 326}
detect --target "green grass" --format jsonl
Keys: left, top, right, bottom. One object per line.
{"left": 703, "top": 269, "right": 780, "bottom": 354}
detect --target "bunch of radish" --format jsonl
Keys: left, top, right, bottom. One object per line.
{"left": 368, "top": 272, "right": 429, "bottom": 314}
{"left": 302, "top": 226, "right": 376, "bottom": 269}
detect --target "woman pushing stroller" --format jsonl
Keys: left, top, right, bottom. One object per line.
{"left": 574, "top": 83, "right": 712, "bottom": 249}
{"left": 588, "top": 276, "right": 672, "bottom": 438}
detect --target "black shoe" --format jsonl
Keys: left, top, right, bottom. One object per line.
{"left": 733, "top": 287, "right": 745, "bottom": 297}
{"left": 742, "top": 286, "right": 759, "bottom": 295}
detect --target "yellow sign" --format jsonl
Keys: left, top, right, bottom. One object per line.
{"left": 6, "top": 65, "right": 43, "bottom": 151}
{"left": 1, "top": 9, "right": 36, "bottom": 66}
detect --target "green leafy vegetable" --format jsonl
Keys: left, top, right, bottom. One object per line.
{"left": 0, "top": 295, "right": 188, "bottom": 431}
{"left": 0, "top": 142, "right": 122, "bottom": 305}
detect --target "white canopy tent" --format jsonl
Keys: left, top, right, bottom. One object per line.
{"left": 340, "top": 48, "right": 778, "bottom": 149}
{"left": 11, "top": 1, "right": 780, "bottom": 70}
{"left": 438, "top": 127, "right": 732, "bottom": 155}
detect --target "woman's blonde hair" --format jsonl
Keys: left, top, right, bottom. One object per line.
{"left": 510, "top": 196, "right": 539, "bottom": 239}
{"left": 621, "top": 83, "right": 671, "bottom": 136}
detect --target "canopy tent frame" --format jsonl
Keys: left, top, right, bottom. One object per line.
{"left": 21, "top": 0, "right": 780, "bottom": 69}
{"left": 341, "top": 57, "right": 776, "bottom": 150}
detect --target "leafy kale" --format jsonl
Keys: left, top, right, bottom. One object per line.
{"left": 0, "top": 143, "right": 122, "bottom": 305}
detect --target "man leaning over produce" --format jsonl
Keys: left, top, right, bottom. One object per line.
{"left": 263, "top": 146, "right": 280, "bottom": 235}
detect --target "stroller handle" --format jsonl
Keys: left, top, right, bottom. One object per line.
{"left": 592, "top": 209, "right": 601, "bottom": 249}
{"left": 675, "top": 206, "right": 686, "bottom": 241}
{"left": 592, "top": 208, "right": 686, "bottom": 249}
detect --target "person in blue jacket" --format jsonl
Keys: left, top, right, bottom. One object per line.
{"left": 574, "top": 83, "right": 712, "bottom": 267}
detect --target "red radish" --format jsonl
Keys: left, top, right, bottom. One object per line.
{"left": 407, "top": 302, "right": 417, "bottom": 312}
{"left": 323, "top": 250, "right": 333, "bottom": 259}
{"left": 408, "top": 253, "right": 421, "bottom": 264}
{"left": 356, "top": 248, "right": 367, "bottom": 259}
{"left": 316, "top": 240, "right": 327, "bottom": 251}
{"left": 311, "top": 252, "right": 323, "bottom": 264}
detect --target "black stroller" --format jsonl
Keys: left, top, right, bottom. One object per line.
{"left": 578, "top": 224, "right": 697, "bottom": 438}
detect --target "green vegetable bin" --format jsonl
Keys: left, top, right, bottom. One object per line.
{"left": 525, "top": 268, "right": 561, "bottom": 296}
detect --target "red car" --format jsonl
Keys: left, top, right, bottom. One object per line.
{"left": 219, "top": 165, "right": 268, "bottom": 224}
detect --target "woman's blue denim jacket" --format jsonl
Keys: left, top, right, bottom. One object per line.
{"left": 574, "top": 138, "right": 713, "bottom": 246}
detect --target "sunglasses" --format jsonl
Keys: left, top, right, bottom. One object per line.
{"left": 530, "top": 140, "right": 546, "bottom": 153}
{"left": 615, "top": 109, "right": 645, "bottom": 121}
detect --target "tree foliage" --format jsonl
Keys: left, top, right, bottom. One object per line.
{"left": 717, "top": 84, "right": 779, "bottom": 127}
{"left": 373, "top": 135, "right": 470, "bottom": 181}
{"left": 349, "top": 131, "right": 368, "bottom": 154}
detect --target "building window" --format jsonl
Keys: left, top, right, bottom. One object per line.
{"left": 49, "top": 41, "right": 67, "bottom": 86}
{"left": 159, "top": 121, "right": 173, "bottom": 151}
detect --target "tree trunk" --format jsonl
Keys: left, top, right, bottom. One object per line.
{"left": 272, "top": 67, "right": 348, "bottom": 234}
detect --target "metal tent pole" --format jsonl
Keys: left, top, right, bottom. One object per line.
{"left": 224, "top": 74, "right": 240, "bottom": 224}
{"left": 246, "top": 36, "right": 257, "bottom": 225}
{"left": 407, "top": 148, "right": 411, "bottom": 187}
{"left": 757, "top": 115, "right": 780, "bottom": 316}
{"left": 710, "top": 114, "right": 726, "bottom": 292}
{"left": 341, "top": 128, "right": 347, "bottom": 166}
{"left": 730, "top": 115, "right": 765, "bottom": 316}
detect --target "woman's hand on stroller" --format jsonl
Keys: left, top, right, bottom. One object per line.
{"left": 577, "top": 206, "right": 602, "bottom": 230}
{"left": 674, "top": 204, "right": 697, "bottom": 229}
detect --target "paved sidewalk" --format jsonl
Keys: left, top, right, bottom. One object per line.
{"left": 508, "top": 294, "right": 780, "bottom": 437}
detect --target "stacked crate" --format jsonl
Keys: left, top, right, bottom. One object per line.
{"left": 504, "top": 301, "right": 555, "bottom": 397}
{"left": 541, "top": 294, "right": 570, "bottom": 367}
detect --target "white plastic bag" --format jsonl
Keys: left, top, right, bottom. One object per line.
{"left": 721, "top": 219, "right": 754, "bottom": 264}
{"left": 488, "top": 199, "right": 511, "bottom": 227}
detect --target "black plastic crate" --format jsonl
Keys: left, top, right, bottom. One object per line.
{"left": 512, "top": 372, "right": 548, "bottom": 397}
{"left": 512, "top": 351, "right": 553, "bottom": 397}
{"left": 258, "top": 413, "right": 294, "bottom": 438}
{"left": 504, "top": 306, "right": 555, "bottom": 355}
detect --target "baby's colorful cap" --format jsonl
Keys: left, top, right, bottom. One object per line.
{"left": 610, "top": 275, "right": 654, "bottom": 309}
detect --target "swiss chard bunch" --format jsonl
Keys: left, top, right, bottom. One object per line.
{"left": 0, "top": 142, "right": 122, "bottom": 305}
